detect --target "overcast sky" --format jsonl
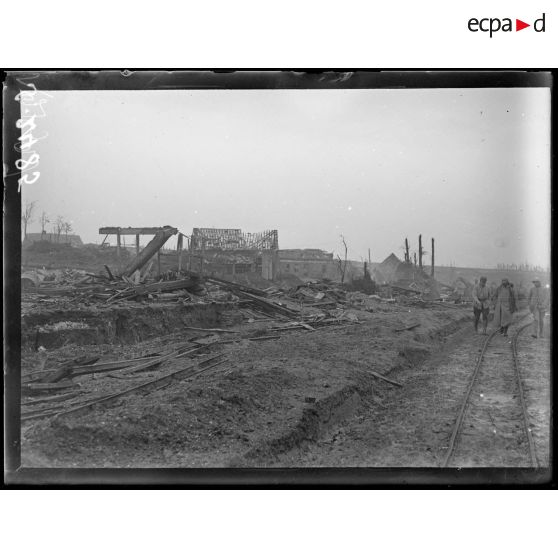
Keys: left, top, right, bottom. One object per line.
{"left": 23, "top": 87, "right": 550, "bottom": 268}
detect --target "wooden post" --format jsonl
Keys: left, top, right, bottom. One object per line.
{"left": 368, "top": 248, "right": 371, "bottom": 264}
{"left": 431, "top": 238, "right": 435, "bottom": 277}
{"left": 135, "top": 234, "right": 140, "bottom": 255}
{"left": 116, "top": 231, "right": 121, "bottom": 259}
{"left": 413, "top": 252, "right": 417, "bottom": 266}
{"left": 405, "top": 238, "right": 410, "bottom": 263}
{"left": 177, "top": 234, "right": 183, "bottom": 272}
{"left": 418, "top": 234, "right": 423, "bottom": 269}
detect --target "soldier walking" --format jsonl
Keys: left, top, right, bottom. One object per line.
{"left": 493, "top": 278, "right": 516, "bottom": 337}
{"left": 528, "top": 277, "right": 548, "bottom": 338}
{"left": 472, "top": 276, "right": 490, "bottom": 334}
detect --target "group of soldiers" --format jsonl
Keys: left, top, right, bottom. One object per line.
{"left": 472, "top": 276, "right": 549, "bottom": 338}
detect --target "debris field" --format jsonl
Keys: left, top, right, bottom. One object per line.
{"left": 20, "top": 253, "right": 472, "bottom": 467}
{"left": 21, "top": 229, "right": 548, "bottom": 468}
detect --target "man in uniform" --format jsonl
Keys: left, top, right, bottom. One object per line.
{"left": 472, "top": 276, "right": 491, "bottom": 334}
{"left": 527, "top": 277, "right": 548, "bottom": 338}
{"left": 493, "top": 278, "right": 516, "bottom": 337}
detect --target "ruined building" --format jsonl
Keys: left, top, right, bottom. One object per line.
{"left": 277, "top": 248, "right": 359, "bottom": 282}
{"left": 188, "top": 228, "right": 279, "bottom": 280}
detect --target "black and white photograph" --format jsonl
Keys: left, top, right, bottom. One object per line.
{"left": 4, "top": 71, "right": 552, "bottom": 481}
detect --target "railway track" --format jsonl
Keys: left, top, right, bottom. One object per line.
{"left": 441, "top": 315, "right": 538, "bottom": 467}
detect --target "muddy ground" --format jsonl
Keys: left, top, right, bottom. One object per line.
{"left": 20, "top": 299, "right": 551, "bottom": 469}
{"left": 274, "top": 313, "right": 551, "bottom": 468}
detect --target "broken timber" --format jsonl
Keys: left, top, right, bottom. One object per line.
{"left": 121, "top": 227, "right": 178, "bottom": 276}
{"left": 394, "top": 323, "right": 421, "bottom": 332}
{"left": 41, "top": 356, "right": 228, "bottom": 422}
{"left": 369, "top": 371, "right": 403, "bottom": 387}
{"left": 238, "top": 291, "right": 298, "bottom": 318}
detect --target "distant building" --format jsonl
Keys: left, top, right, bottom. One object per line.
{"left": 23, "top": 233, "right": 83, "bottom": 248}
{"left": 277, "top": 248, "right": 358, "bottom": 282}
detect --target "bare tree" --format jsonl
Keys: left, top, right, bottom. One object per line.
{"left": 40, "top": 211, "right": 50, "bottom": 237}
{"left": 62, "top": 220, "right": 73, "bottom": 241}
{"left": 55, "top": 215, "right": 64, "bottom": 240}
{"left": 21, "top": 200, "right": 36, "bottom": 239}
{"left": 336, "top": 234, "right": 349, "bottom": 284}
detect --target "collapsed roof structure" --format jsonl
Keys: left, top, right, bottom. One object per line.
{"left": 190, "top": 228, "right": 278, "bottom": 251}
{"left": 189, "top": 228, "right": 279, "bottom": 281}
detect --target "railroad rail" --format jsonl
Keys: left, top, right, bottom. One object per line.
{"left": 441, "top": 315, "right": 538, "bottom": 467}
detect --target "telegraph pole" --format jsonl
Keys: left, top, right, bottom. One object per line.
{"left": 431, "top": 238, "right": 435, "bottom": 277}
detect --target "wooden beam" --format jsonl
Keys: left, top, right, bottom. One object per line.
{"left": 135, "top": 234, "right": 140, "bottom": 255}
{"left": 121, "top": 228, "right": 177, "bottom": 277}
{"left": 99, "top": 227, "right": 178, "bottom": 236}
{"left": 177, "top": 234, "right": 183, "bottom": 272}
{"left": 369, "top": 371, "right": 403, "bottom": 387}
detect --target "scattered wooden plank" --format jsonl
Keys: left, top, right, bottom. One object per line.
{"left": 82, "top": 344, "right": 202, "bottom": 377}
{"left": 269, "top": 323, "right": 316, "bottom": 332}
{"left": 41, "top": 356, "right": 228, "bottom": 421}
{"left": 69, "top": 355, "right": 165, "bottom": 376}
{"left": 22, "top": 406, "right": 67, "bottom": 419}
{"left": 248, "top": 335, "right": 281, "bottom": 341}
{"left": 206, "top": 276, "right": 268, "bottom": 297}
{"left": 31, "top": 355, "right": 100, "bottom": 384}
{"left": 41, "top": 363, "right": 75, "bottom": 384}
{"left": 182, "top": 326, "right": 239, "bottom": 334}
{"left": 23, "top": 355, "right": 155, "bottom": 383}
{"left": 22, "top": 392, "right": 83, "bottom": 406}
{"left": 394, "top": 323, "right": 421, "bottom": 332}
{"left": 239, "top": 291, "right": 299, "bottom": 318}
{"left": 369, "top": 371, "right": 403, "bottom": 387}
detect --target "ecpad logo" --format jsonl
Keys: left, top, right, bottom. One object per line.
{"left": 468, "top": 13, "right": 546, "bottom": 37}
